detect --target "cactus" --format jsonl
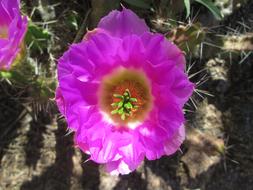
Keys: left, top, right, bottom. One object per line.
{"left": 201, "top": 33, "right": 253, "bottom": 59}
{"left": 166, "top": 23, "right": 206, "bottom": 54}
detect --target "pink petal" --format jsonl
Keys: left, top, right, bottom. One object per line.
{"left": 170, "top": 69, "right": 195, "bottom": 107}
{"left": 138, "top": 103, "right": 184, "bottom": 160}
{"left": 106, "top": 159, "right": 132, "bottom": 175}
{"left": 0, "top": 0, "right": 27, "bottom": 69}
{"left": 141, "top": 32, "right": 185, "bottom": 69}
{"left": 98, "top": 8, "right": 149, "bottom": 38}
{"left": 164, "top": 124, "right": 185, "bottom": 155}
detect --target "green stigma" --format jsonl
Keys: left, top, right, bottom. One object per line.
{"left": 111, "top": 89, "right": 138, "bottom": 120}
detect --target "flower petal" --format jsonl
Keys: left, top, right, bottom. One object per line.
{"left": 164, "top": 124, "right": 185, "bottom": 155}
{"left": 170, "top": 69, "right": 195, "bottom": 107}
{"left": 118, "top": 34, "right": 145, "bottom": 66}
{"left": 0, "top": 0, "right": 27, "bottom": 70}
{"left": 98, "top": 8, "right": 149, "bottom": 38}
{"left": 106, "top": 159, "right": 132, "bottom": 175}
{"left": 141, "top": 32, "right": 185, "bottom": 69}
{"left": 138, "top": 103, "right": 184, "bottom": 160}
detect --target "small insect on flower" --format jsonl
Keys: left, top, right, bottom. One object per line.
{"left": 0, "top": 0, "right": 28, "bottom": 70}
{"left": 56, "top": 8, "right": 195, "bottom": 175}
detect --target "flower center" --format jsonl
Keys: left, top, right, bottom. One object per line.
{"left": 98, "top": 68, "right": 153, "bottom": 126}
{"left": 111, "top": 89, "right": 138, "bottom": 121}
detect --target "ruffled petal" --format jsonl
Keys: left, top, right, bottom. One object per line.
{"left": 0, "top": 0, "right": 27, "bottom": 69}
{"left": 170, "top": 69, "right": 195, "bottom": 107}
{"left": 141, "top": 32, "right": 185, "bottom": 69}
{"left": 75, "top": 110, "right": 136, "bottom": 164}
{"left": 1, "top": 0, "right": 20, "bottom": 19}
{"left": 138, "top": 103, "right": 184, "bottom": 160}
{"left": 59, "top": 79, "right": 99, "bottom": 131}
{"left": 164, "top": 124, "right": 185, "bottom": 155}
{"left": 58, "top": 31, "right": 121, "bottom": 83}
{"left": 98, "top": 8, "right": 149, "bottom": 38}
{"left": 55, "top": 87, "right": 65, "bottom": 115}
{"left": 118, "top": 34, "right": 145, "bottom": 67}
{"left": 106, "top": 159, "right": 132, "bottom": 175}
{"left": 0, "top": 0, "right": 17, "bottom": 25}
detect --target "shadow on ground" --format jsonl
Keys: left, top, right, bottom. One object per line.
{"left": 21, "top": 121, "right": 74, "bottom": 190}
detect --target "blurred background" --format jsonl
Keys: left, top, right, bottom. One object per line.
{"left": 0, "top": 0, "right": 252, "bottom": 189}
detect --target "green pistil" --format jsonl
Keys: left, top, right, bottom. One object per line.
{"left": 111, "top": 89, "right": 138, "bottom": 120}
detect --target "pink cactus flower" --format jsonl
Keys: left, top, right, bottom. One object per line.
{"left": 0, "top": 0, "right": 27, "bottom": 70}
{"left": 56, "top": 8, "right": 194, "bottom": 175}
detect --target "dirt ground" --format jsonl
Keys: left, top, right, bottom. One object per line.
{"left": 0, "top": 0, "right": 253, "bottom": 190}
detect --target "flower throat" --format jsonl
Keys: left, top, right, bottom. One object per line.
{"left": 98, "top": 68, "right": 153, "bottom": 126}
